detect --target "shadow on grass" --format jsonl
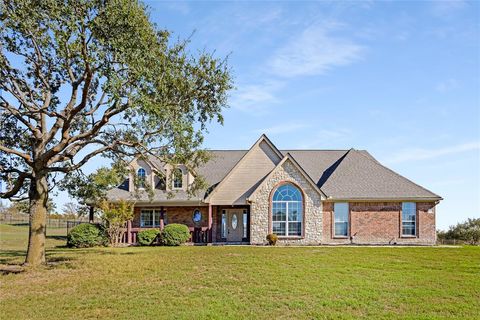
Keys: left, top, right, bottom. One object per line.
{"left": 0, "top": 250, "right": 26, "bottom": 275}
{"left": 0, "top": 248, "right": 79, "bottom": 274}
{"left": 47, "top": 235, "right": 67, "bottom": 241}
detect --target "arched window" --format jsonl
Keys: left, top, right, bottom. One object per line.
{"left": 137, "top": 168, "right": 146, "bottom": 188}
{"left": 271, "top": 183, "right": 303, "bottom": 236}
{"left": 173, "top": 168, "right": 183, "bottom": 189}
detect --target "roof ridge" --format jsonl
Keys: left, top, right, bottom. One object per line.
{"left": 204, "top": 134, "right": 283, "bottom": 202}
{"left": 352, "top": 150, "right": 442, "bottom": 199}
{"left": 316, "top": 149, "right": 351, "bottom": 189}
{"left": 247, "top": 152, "right": 326, "bottom": 201}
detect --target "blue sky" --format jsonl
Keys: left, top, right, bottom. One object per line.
{"left": 4, "top": 1, "right": 477, "bottom": 230}
{"left": 142, "top": 0, "right": 479, "bottom": 230}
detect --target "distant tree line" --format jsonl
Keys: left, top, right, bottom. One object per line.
{"left": 437, "top": 218, "right": 480, "bottom": 245}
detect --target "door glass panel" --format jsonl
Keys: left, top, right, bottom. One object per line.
{"left": 232, "top": 214, "right": 238, "bottom": 229}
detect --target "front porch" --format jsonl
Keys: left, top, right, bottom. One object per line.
{"left": 119, "top": 204, "right": 250, "bottom": 245}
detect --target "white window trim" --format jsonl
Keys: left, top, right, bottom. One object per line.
{"left": 272, "top": 200, "right": 303, "bottom": 237}
{"left": 140, "top": 209, "right": 163, "bottom": 228}
{"left": 221, "top": 209, "right": 227, "bottom": 238}
{"left": 333, "top": 202, "right": 349, "bottom": 238}
{"left": 172, "top": 168, "right": 183, "bottom": 190}
{"left": 401, "top": 202, "right": 417, "bottom": 237}
{"left": 137, "top": 168, "right": 146, "bottom": 189}
{"left": 243, "top": 209, "right": 248, "bottom": 239}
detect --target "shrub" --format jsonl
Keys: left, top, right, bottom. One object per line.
{"left": 137, "top": 229, "right": 160, "bottom": 246}
{"left": 67, "top": 223, "right": 107, "bottom": 248}
{"left": 266, "top": 233, "right": 278, "bottom": 246}
{"left": 99, "top": 200, "right": 134, "bottom": 246}
{"left": 438, "top": 218, "right": 480, "bottom": 245}
{"left": 159, "top": 224, "right": 190, "bottom": 246}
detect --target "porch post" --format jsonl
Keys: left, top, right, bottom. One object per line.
{"left": 127, "top": 220, "right": 132, "bottom": 244}
{"left": 159, "top": 206, "right": 165, "bottom": 231}
{"left": 208, "top": 204, "right": 213, "bottom": 242}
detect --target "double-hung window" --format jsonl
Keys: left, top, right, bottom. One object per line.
{"left": 172, "top": 168, "right": 183, "bottom": 189}
{"left": 137, "top": 168, "right": 146, "bottom": 188}
{"left": 334, "top": 203, "right": 349, "bottom": 237}
{"left": 140, "top": 209, "right": 162, "bottom": 227}
{"left": 401, "top": 202, "right": 416, "bottom": 236}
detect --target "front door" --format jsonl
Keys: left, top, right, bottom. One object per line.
{"left": 226, "top": 209, "right": 244, "bottom": 242}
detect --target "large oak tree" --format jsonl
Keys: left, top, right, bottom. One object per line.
{"left": 0, "top": 0, "right": 232, "bottom": 266}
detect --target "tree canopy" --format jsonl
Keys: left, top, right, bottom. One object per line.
{"left": 0, "top": 0, "right": 232, "bottom": 265}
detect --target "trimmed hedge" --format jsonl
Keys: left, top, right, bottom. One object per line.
{"left": 137, "top": 229, "right": 160, "bottom": 246}
{"left": 67, "top": 223, "right": 107, "bottom": 248}
{"left": 159, "top": 224, "right": 190, "bottom": 246}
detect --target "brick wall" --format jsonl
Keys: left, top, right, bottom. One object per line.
{"left": 132, "top": 206, "right": 208, "bottom": 228}
{"left": 322, "top": 202, "right": 436, "bottom": 245}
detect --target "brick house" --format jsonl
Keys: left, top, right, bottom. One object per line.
{"left": 106, "top": 135, "right": 442, "bottom": 245}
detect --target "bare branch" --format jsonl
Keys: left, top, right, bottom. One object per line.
{"left": 0, "top": 173, "right": 29, "bottom": 199}
{"left": 0, "top": 145, "right": 33, "bottom": 164}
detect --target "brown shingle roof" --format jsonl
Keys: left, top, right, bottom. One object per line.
{"left": 318, "top": 149, "right": 441, "bottom": 200}
{"left": 107, "top": 148, "right": 441, "bottom": 202}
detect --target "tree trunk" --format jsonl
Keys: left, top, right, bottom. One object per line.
{"left": 24, "top": 176, "right": 49, "bottom": 266}
{"left": 89, "top": 206, "right": 94, "bottom": 223}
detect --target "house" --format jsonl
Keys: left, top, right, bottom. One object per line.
{"left": 106, "top": 135, "right": 442, "bottom": 245}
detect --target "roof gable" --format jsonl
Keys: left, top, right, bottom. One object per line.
{"left": 205, "top": 134, "right": 283, "bottom": 205}
{"left": 248, "top": 153, "right": 326, "bottom": 201}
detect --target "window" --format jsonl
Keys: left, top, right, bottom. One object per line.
{"left": 140, "top": 209, "right": 164, "bottom": 227}
{"left": 271, "top": 184, "right": 303, "bottom": 237}
{"left": 192, "top": 209, "right": 202, "bottom": 224}
{"left": 137, "top": 168, "right": 146, "bottom": 188}
{"left": 243, "top": 209, "right": 248, "bottom": 239}
{"left": 221, "top": 210, "right": 227, "bottom": 238}
{"left": 334, "top": 203, "right": 349, "bottom": 237}
{"left": 402, "top": 202, "right": 416, "bottom": 236}
{"left": 172, "top": 168, "right": 183, "bottom": 189}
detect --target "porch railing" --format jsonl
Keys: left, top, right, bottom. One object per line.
{"left": 189, "top": 227, "right": 211, "bottom": 244}
{"left": 119, "top": 226, "right": 211, "bottom": 245}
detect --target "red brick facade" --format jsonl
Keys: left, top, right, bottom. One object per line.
{"left": 129, "top": 202, "right": 436, "bottom": 245}
{"left": 132, "top": 206, "right": 209, "bottom": 229}
{"left": 322, "top": 202, "right": 436, "bottom": 245}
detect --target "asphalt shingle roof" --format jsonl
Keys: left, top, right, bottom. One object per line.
{"left": 107, "top": 148, "right": 441, "bottom": 202}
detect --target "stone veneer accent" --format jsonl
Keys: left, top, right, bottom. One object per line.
{"left": 249, "top": 160, "right": 323, "bottom": 245}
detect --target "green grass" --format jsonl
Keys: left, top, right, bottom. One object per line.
{"left": 0, "top": 224, "right": 479, "bottom": 319}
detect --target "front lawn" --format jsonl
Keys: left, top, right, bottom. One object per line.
{"left": 0, "top": 224, "right": 479, "bottom": 319}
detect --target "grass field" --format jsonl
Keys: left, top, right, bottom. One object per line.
{"left": 0, "top": 224, "right": 479, "bottom": 319}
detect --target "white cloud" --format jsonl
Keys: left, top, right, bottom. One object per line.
{"left": 254, "top": 123, "right": 310, "bottom": 135}
{"left": 268, "top": 23, "right": 364, "bottom": 77}
{"left": 164, "top": 1, "right": 190, "bottom": 15}
{"left": 387, "top": 142, "right": 480, "bottom": 164}
{"left": 431, "top": 0, "right": 467, "bottom": 17}
{"left": 229, "top": 81, "right": 285, "bottom": 114}
{"left": 435, "top": 78, "right": 459, "bottom": 92}
{"left": 298, "top": 128, "right": 352, "bottom": 149}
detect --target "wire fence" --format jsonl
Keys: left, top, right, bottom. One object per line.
{"left": 436, "top": 239, "right": 477, "bottom": 245}
{"left": 0, "top": 216, "right": 102, "bottom": 234}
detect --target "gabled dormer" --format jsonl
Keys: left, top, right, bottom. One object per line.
{"left": 163, "top": 164, "right": 194, "bottom": 192}
{"left": 127, "top": 157, "right": 193, "bottom": 192}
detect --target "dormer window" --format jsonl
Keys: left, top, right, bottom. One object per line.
{"left": 172, "top": 168, "right": 183, "bottom": 189}
{"left": 137, "top": 168, "right": 146, "bottom": 188}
